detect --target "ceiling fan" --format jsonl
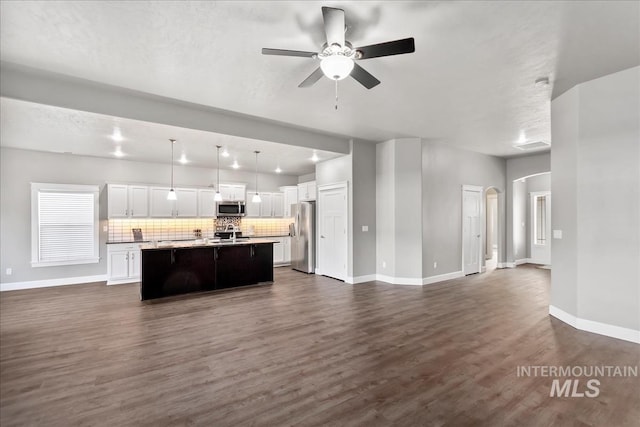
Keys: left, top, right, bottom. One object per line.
{"left": 262, "top": 6, "right": 415, "bottom": 90}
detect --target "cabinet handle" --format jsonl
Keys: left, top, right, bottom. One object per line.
{"left": 131, "top": 253, "right": 134, "bottom": 260}
{"left": 125, "top": 209, "right": 129, "bottom": 216}
{"left": 171, "top": 249, "right": 176, "bottom": 264}
{"left": 126, "top": 253, "right": 129, "bottom": 260}
{"left": 131, "top": 210, "right": 133, "bottom": 216}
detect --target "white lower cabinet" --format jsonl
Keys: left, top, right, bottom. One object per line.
{"left": 283, "top": 236, "right": 291, "bottom": 264}
{"left": 107, "top": 243, "right": 141, "bottom": 285}
{"left": 273, "top": 236, "right": 291, "bottom": 266}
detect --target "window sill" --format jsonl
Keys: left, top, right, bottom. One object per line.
{"left": 31, "top": 258, "right": 100, "bottom": 268}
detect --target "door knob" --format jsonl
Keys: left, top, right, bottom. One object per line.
{"left": 321, "top": 235, "right": 325, "bottom": 238}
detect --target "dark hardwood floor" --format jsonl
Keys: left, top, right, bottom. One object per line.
{"left": 1, "top": 266, "right": 638, "bottom": 426}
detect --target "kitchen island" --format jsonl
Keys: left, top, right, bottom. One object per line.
{"left": 140, "top": 239, "right": 274, "bottom": 300}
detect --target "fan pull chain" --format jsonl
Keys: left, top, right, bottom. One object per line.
{"left": 335, "top": 79, "right": 339, "bottom": 110}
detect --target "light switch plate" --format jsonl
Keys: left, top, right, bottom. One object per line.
{"left": 553, "top": 230, "right": 563, "bottom": 239}
{"left": 362, "top": 225, "right": 368, "bottom": 232}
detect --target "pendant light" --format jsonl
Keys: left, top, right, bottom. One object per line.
{"left": 167, "top": 139, "right": 177, "bottom": 200}
{"left": 252, "top": 150, "right": 261, "bottom": 203}
{"left": 214, "top": 145, "right": 223, "bottom": 202}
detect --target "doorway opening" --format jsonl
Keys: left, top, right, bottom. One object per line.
{"left": 485, "top": 188, "right": 499, "bottom": 272}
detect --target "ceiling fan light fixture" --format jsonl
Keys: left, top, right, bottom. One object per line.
{"left": 320, "top": 55, "right": 354, "bottom": 80}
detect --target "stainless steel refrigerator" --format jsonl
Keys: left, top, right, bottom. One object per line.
{"left": 289, "top": 201, "right": 315, "bottom": 273}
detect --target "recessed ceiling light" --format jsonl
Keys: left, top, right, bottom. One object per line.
{"left": 231, "top": 160, "right": 240, "bottom": 169}
{"left": 221, "top": 148, "right": 230, "bottom": 157}
{"left": 179, "top": 154, "right": 188, "bottom": 164}
{"left": 514, "top": 141, "right": 551, "bottom": 151}
{"left": 111, "top": 128, "right": 123, "bottom": 142}
{"left": 311, "top": 151, "right": 319, "bottom": 162}
{"left": 275, "top": 166, "right": 282, "bottom": 173}
{"left": 113, "top": 147, "right": 125, "bottom": 157}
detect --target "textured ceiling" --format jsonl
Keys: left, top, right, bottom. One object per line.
{"left": 1, "top": 1, "right": 638, "bottom": 158}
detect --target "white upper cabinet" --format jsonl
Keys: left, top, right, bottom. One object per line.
{"left": 149, "top": 187, "right": 174, "bottom": 217}
{"left": 220, "top": 184, "right": 246, "bottom": 202}
{"left": 260, "top": 193, "right": 273, "bottom": 217}
{"left": 128, "top": 186, "right": 149, "bottom": 217}
{"left": 280, "top": 186, "right": 298, "bottom": 217}
{"left": 198, "top": 189, "right": 217, "bottom": 218}
{"left": 298, "top": 181, "right": 316, "bottom": 201}
{"left": 272, "top": 193, "right": 284, "bottom": 217}
{"left": 245, "top": 190, "right": 261, "bottom": 217}
{"left": 108, "top": 184, "right": 149, "bottom": 218}
{"left": 175, "top": 188, "right": 198, "bottom": 217}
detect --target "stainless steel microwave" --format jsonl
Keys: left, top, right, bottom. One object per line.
{"left": 216, "top": 201, "right": 246, "bottom": 217}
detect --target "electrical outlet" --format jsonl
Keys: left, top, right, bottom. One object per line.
{"left": 103, "top": 225, "right": 108, "bottom": 232}
{"left": 6, "top": 268, "right": 12, "bottom": 275}
{"left": 433, "top": 261, "right": 437, "bottom": 269}
{"left": 362, "top": 225, "right": 368, "bottom": 232}
{"left": 382, "top": 261, "right": 386, "bottom": 269}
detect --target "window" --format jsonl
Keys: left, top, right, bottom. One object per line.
{"left": 31, "top": 183, "right": 100, "bottom": 267}
{"left": 533, "top": 194, "right": 547, "bottom": 245}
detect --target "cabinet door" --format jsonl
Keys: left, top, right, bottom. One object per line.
{"left": 273, "top": 238, "right": 284, "bottom": 264}
{"left": 245, "top": 190, "right": 261, "bottom": 217}
{"left": 128, "top": 186, "right": 149, "bottom": 217}
{"left": 108, "top": 184, "right": 129, "bottom": 218}
{"left": 307, "top": 181, "right": 317, "bottom": 201}
{"left": 216, "top": 245, "right": 254, "bottom": 288}
{"left": 232, "top": 185, "right": 246, "bottom": 202}
{"left": 198, "top": 189, "right": 217, "bottom": 217}
{"left": 253, "top": 244, "right": 274, "bottom": 282}
{"left": 283, "top": 237, "right": 291, "bottom": 263}
{"left": 128, "top": 250, "right": 141, "bottom": 279}
{"left": 108, "top": 251, "right": 129, "bottom": 280}
{"left": 220, "top": 184, "right": 234, "bottom": 201}
{"left": 175, "top": 188, "right": 198, "bottom": 217}
{"left": 272, "top": 193, "right": 284, "bottom": 217}
{"left": 149, "top": 187, "right": 175, "bottom": 217}
{"left": 283, "top": 187, "right": 298, "bottom": 217}
{"left": 260, "top": 193, "right": 273, "bottom": 217}
{"left": 297, "top": 183, "right": 307, "bottom": 201}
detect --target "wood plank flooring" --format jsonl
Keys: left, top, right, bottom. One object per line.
{"left": 1, "top": 265, "right": 638, "bottom": 426}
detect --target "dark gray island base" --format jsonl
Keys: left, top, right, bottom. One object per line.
{"left": 141, "top": 241, "right": 274, "bottom": 300}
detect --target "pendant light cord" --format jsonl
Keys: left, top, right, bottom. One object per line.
{"left": 254, "top": 151, "right": 259, "bottom": 193}
{"left": 216, "top": 145, "right": 221, "bottom": 190}
{"left": 335, "top": 79, "right": 338, "bottom": 111}
{"left": 170, "top": 139, "right": 175, "bottom": 189}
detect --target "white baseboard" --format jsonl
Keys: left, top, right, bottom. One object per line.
{"left": 497, "top": 262, "right": 507, "bottom": 268}
{"left": 422, "top": 271, "right": 464, "bottom": 285}
{"left": 549, "top": 305, "right": 640, "bottom": 344}
{"left": 346, "top": 274, "right": 377, "bottom": 284}
{"left": 516, "top": 258, "right": 529, "bottom": 265}
{"left": 107, "top": 278, "right": 139, "bottom": 286}
{"left": 1, "top": 274, "right": 108, "bottom": 292}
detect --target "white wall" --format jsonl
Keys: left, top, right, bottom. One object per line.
{"left": 525, "top": 173, "right": 551, "bottom": 258}
{"left": 0, "top": 147, "right": 297, "bottom": 284}
{"left": 376, "top": 140, "right": 397, "bottom": 278}
{"left": 551, "top": 66, "right": 640, "bottom": 336}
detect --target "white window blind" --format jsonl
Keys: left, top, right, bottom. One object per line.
{"left": 31, "top": 183, "right": 100, "bottom": 267}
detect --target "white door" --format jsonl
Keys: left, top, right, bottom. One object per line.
{"left": 273, "top": 238, "right": 284, "bottom": 264}
{"left": 463, "top": 186, "right": 482, "bottom": 275}
{"left": 530, "top": 192, "right": 551, "bottom": 265}
{"left": 175, "top": 188, "right": 198, "bottom": 217}
{"left": 318, "top": 184, "right": 347, "bottom": 281}
{"left": 245, "top": 191, "right": 261, "bottom": 217}
{"left": 260, "top": 193, "right": 273, "bottom": 217}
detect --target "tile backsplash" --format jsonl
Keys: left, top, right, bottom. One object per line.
{"left": 108, "top": 217, "right": 294, "bottom": 242}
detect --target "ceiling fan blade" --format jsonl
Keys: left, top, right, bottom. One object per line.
{"left": 350, "top": 63, "right": 380, "bottom": 89}
{"left": 262, "top": 48, "right": 316, "bottom": 58}
{"left": 322, "top": 7, "right": 345, "bottom": 47}
{"left": 355, "top": 37, "right": 415, "bottom": 60}
{"left": 298, "top": 67, "right": 325, "bottom": 88}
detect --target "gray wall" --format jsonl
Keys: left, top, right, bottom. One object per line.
{"left": 512, "top": 179, "right": 527, "bottom": 261}
{"left": 350, "top": 140, "right": 377, "bottom": 278}
{"left": 376, "top": 140, "right": 397, "bottom": 277}
{"left": 551, "top": 66, "right": 640, "bottom": 331}
{"left": 505, "top": 153, "right": 551, "bottom": 263}
{"left": 422, "top": 141, "right": 506, "bottom": 278}
{"left": 298, "top": 173, "right": 316, "bottom": 183}
{"left": 0, "top": 147, "right": 297, "bottom": 284}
